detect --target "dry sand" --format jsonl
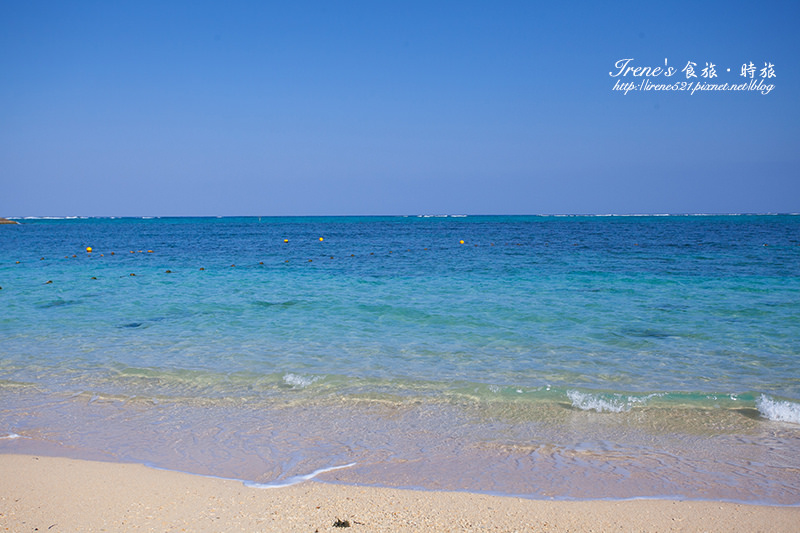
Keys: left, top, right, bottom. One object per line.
{"left": 1, "top": 454, "right": 797, "bottom": 532}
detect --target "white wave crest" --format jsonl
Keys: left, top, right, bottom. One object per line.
{"left": 756, "top": 395, "right": 800, "bottom": 424}
{"left": 282, "top": 373, "right": 320, "bottom": 389}
{"left": 567, "top": 390, "right": 631, "bottom": 413}
{"left": 0, "top": 433, "right": 21, "bottom": 440}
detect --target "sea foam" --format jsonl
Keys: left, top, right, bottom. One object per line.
{"left": 245, "top": 462, "right": 357, "bottom": 489}
{"left": 756, "top": 395, "right": 800, "bottom": 424}
{"left": 567, "top": 390, "right": 631, "bottom": 413}
{"left": 566, "top": 391, "right": 662, "bottom": 413}
{"left": 282, "top": 373, "right": 320, "bottom": 389}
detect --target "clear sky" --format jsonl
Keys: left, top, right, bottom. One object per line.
{"left": 1, "top": 1, "right": 798, "bottom": 216}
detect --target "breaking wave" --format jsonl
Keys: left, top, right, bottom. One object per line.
{"left": 567, "top": 390, "right": 661, "bottom": 413}
{"left": 282, "top": 373, "right": 321, "bottom": 389}
{"left": 756, "top": 395, "right": 800, "bottom": 424}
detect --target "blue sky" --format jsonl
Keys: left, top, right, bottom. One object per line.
{"left": 1, "top": 1, "right": 798, "bottom": 216}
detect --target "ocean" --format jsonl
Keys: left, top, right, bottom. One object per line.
{"left": 1, "top": 215, "right": 799, "bottom": 504}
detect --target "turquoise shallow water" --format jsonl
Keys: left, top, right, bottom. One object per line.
{"left": 2, "top": 215, "right": 800, "bottom": 503}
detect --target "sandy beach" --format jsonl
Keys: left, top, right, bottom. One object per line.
{"left": 0, "top": 454, "right": 796, "bottom": 532}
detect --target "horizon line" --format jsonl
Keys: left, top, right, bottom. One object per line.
{"left": 4, "top": 212, "right": 800, "bottom": 220}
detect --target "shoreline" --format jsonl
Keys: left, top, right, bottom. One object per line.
{"left": 2, "top": 390, "right": 800, "bottom": 506}
{"left": 2, "top": 453, "right": 798, "bottom": 532}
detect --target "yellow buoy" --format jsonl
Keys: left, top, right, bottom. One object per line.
{"left": 459, "top": 240, "right": 465, "bottom": 244}
{"left": 284, "top": 239, "right": 289, "bottom": 243}
{"left": 86, "top": 247, "right": 92, "bottom": 253}
{"left": 319, "top": 237, "right": 324, "bottom": 242}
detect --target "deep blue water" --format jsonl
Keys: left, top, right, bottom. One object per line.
{"left": 2, "top": 215, "right": 799, "bottom": 503}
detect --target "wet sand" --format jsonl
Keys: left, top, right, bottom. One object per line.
{"left": 1, "top": 454, "right": 797, "bottom": 532}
